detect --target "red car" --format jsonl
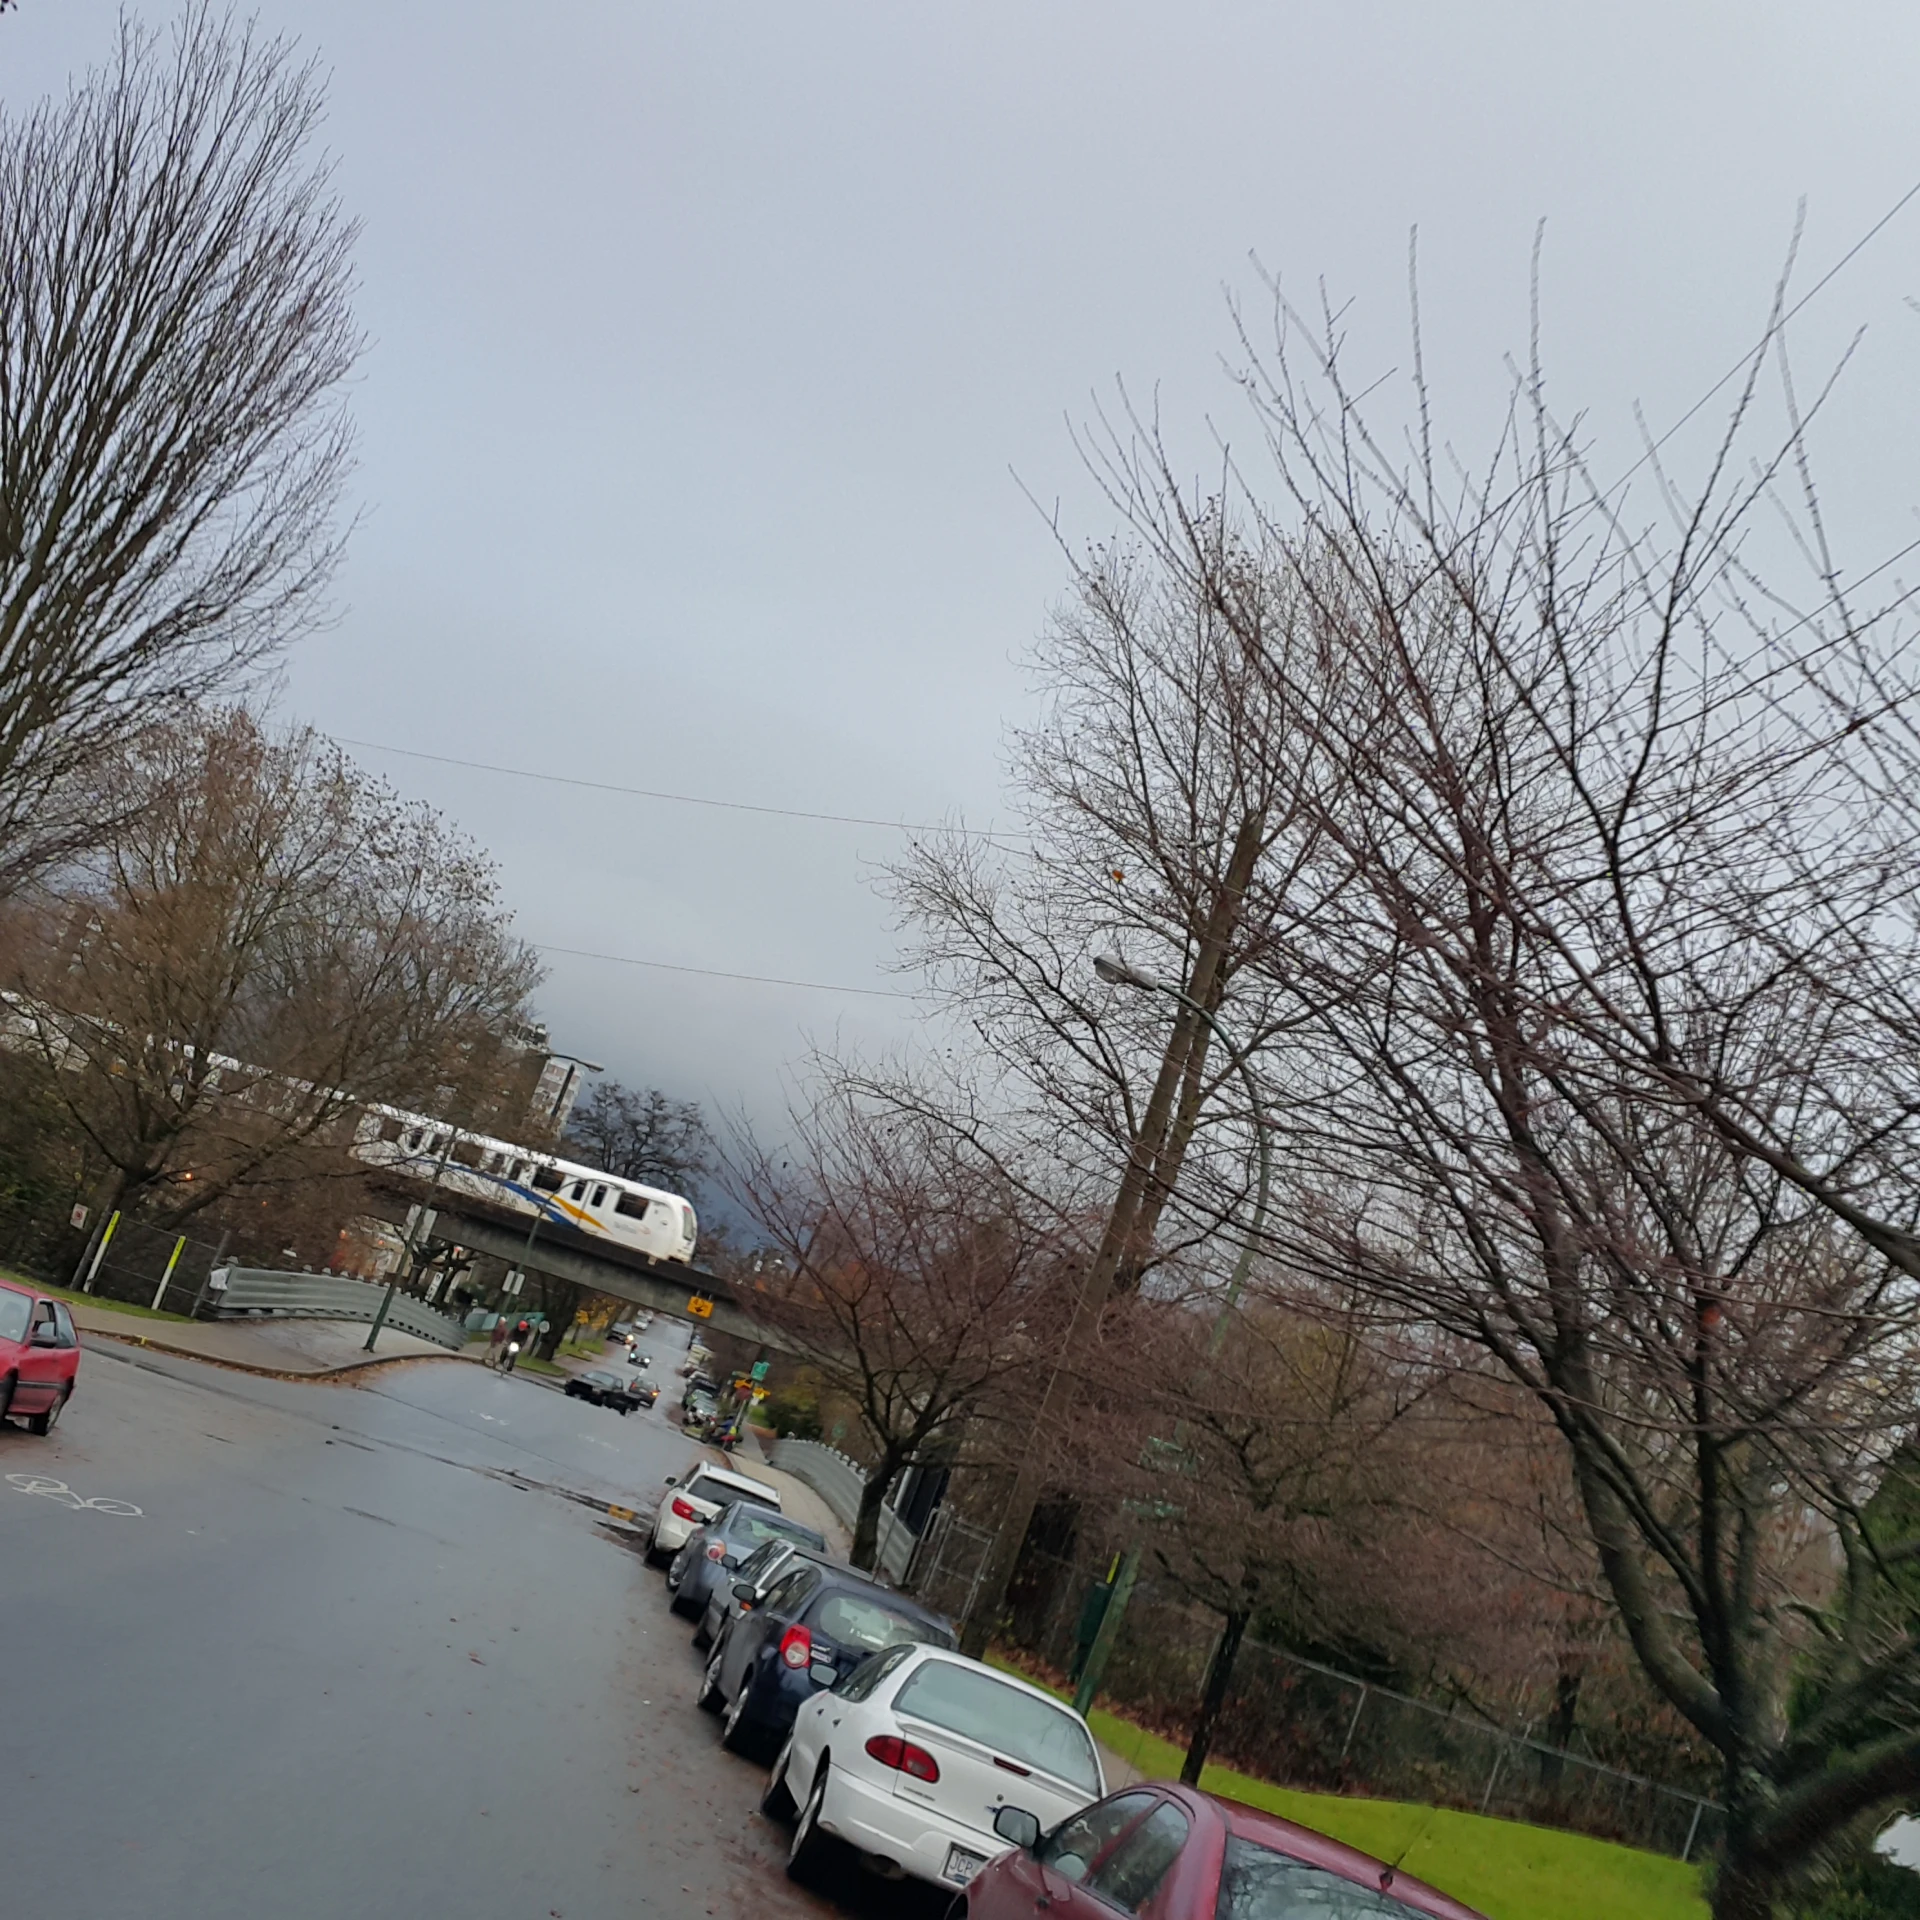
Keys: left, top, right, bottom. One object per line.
{"left": 0, "top": 1279, "right": 81, "bottom": 1435}
{"left": 967, "top": 1781, "right": 1487, "bottom": 1920}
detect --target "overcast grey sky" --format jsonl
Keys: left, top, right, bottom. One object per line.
{"left": 8, "top": 2, "right": 1920, "bottom": 1128}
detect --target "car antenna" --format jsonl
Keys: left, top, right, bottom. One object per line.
{"left": 1379, "top": 1801, "right": 1443, "bottom": 1891}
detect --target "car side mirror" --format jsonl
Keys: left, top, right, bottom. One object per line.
{"left": 731, "top": 1582, "right": 757, "bottom": 1602}
{"left": 30, "top": 1323, "right": 61, "bottom": 1348}
{"left": 663, "top": 1475, "right": 677, "bottom": 1486}
{"left": 993, "top": 1806, "right": 1042, "bottom": 1853}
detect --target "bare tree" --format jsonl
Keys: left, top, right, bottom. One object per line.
{"left": 5, "top": 708, "right": 541, "bottom": 1253}
{"left": 891, "top": 514, "right": 1344, "bottom": 1655}
{"left": 1057, "top": 252, "right": 1920, "bottom": 1914}
{"left": 734, "top": 1074, "right": 1071, "bottom": 1572}
{"left": 1095, "top": 1286, "right": 1432, "bottom": 1781}
{"left": 566, "top": 1081, "right": 710, "bottom": 1192}
{"left": 0, "top": 5, "right": 360, "bottom": 887}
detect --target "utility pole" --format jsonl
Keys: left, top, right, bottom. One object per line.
{"left": 957, "top": 815, "right": 1263, "bottom": 1659}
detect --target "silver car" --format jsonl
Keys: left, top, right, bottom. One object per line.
{"left": 691, "top": 1535, "right": 839, "bottom": 1649}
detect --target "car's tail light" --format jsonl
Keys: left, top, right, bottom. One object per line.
{"left": 669, "top": 1497, "right": 697, "bottom": 1520}
{"left": 705, "top": 1541, "right": 727, "bottom": 1561}
{"left": 778, "top": 1625, "right": 813, "bottom": 1670}
{"left": 865, "top": 1735, "right": 940, "bottom": 1784}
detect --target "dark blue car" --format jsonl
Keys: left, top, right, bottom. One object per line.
{"left": 696, "top": 1558, "right": 953, "bottom": 1759}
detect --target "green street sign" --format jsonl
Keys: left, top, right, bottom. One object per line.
{"left": 749, "top": 1360, "right": 770, "bottom": 1381}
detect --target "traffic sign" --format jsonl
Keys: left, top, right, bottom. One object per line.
{"left": 749, "top": 1360, "right": 770, "bottom": 1382}
{"left": 687, "top": 1294, "right": 714, "bottom": 1319}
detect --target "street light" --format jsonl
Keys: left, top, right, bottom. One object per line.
{"left": 1072, "top": 955, "right": 1277, "bottom": 1718}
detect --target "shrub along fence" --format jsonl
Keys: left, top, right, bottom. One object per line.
{"left": 909, "top": 1523, "right": 1720, "bottom": 1862}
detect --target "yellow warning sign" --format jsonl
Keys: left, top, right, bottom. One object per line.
{"left": 687, "top": 1294, "right": 715, "bottom": 1319}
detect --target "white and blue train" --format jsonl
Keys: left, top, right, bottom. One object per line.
{"left": 353, "top": 1107, "right": 698, "bottom": 1266}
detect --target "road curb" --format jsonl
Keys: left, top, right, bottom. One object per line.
{"left": 80, "top": 1321, "right": 485, "bottom": 1384}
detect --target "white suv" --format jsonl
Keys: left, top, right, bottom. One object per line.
{"left": 646, "top": 1462, "right": 781, "bottom": 1565}
{"left": 765, "top": 1643, "right": 1104, "bottom": 1893}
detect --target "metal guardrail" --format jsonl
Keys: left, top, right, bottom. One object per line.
{"left": 770, "top": 1437, "right": 916, "bottom": 1579}
{"left": 211, "top": 1268, "right": 467, "bottom": 1350}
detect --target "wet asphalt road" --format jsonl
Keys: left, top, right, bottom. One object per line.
{"left": 2, "top": 1316, "right": 923, "bottom": 1920}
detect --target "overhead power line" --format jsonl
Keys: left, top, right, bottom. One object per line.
{"left": 335, "top": 737, "right": 1016, "bottom": 840}
{"left": 533, "top": 943, "right": 920, "bottom": 1000}
{"left": 1613, "top": 173, "right": 1920, "bottom": 492}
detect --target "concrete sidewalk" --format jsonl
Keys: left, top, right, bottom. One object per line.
{"left": 69, "top": 1299, "right": 477, "bottom": 1378}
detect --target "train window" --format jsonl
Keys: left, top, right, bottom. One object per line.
{"left": 529, "top": 1165, "right": 563, "bottom": 1192}
{"left": 615, "top": 1191, "right": 651, "bottom": 1220}
{"left": 449, "top": 1138, "right": 485, "bottom": 1168}
{"left": 569, "top": 1180, "right": 587, "bottom": 1201}
{"left": 591, "top": 1185, "right": 608, "bottom": 1208}
{"left": 403, "top": 1130, "right": 422, "bottom": 1152}
{"left": 376, "top": 1117, "right": 404, "bottom": 1143}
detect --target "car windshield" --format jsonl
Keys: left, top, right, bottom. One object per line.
{"left": 891, "top": 1662, "right": 1100, "bottom": 1791}
{"left": 1217, "top": 1838, "right": 1431, "bottom": 1918}
{"left": 0, "top": 1287, "right": 30, "bottom": 1344}
{"left": 810, "top": 1591, "right": 945, "bottom": 1656}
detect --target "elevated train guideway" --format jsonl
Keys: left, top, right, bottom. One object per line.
{"left": 368, "top": 1174, "right": 789, "bottom": 1349}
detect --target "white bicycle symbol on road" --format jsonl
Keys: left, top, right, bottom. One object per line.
{"left": 5, "top": 1472, "right": 142, "bottom": 1516}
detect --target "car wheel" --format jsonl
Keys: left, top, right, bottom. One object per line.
{"left": 668, "top": 1585, "right": 701, "bottom": 1620}
{"left": 720, "top": 1677, "right": 761, "bottom": 1757}
{"left": 690, "top": 1615, "right": 713, "bottom": 1651}
{"left": 27, "top": 1386, "right": 69, "bottom": 1437}
{"left": 696, "top": 1643, "right": 727, "bottom": 1714}
{"left": 0, "top": 1372, "right": 14, "bottom": 1427}
{"left": 643, "top": 1531, "right": 666, "bottom": 1568}
{"left": 760, "top": 1739, "right": 797, "bottom": 1822}
{"left": 786, "top": 1761, "right": 837, "bottom": 1885}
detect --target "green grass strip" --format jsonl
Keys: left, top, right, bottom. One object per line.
{"left": 987, "top": 1654, "right": 1708, "bottom": 1920}
{"left": 21, "top": 1275, "right": 194, "bottom": 1323}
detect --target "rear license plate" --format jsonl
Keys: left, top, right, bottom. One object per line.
{"left": 942, "top": 1844, "right": 989, "bottom": 1886}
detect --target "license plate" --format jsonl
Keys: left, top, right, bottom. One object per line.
{"left": 942, "top": 1844, "right": 989, "bottom": 1886}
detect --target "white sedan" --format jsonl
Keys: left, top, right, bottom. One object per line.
{"left": 645, "top": 1462, "right": 781, "bottom": 1565}
{"left": 762, "top": 1643, "right": 1105, "bottom": 1893}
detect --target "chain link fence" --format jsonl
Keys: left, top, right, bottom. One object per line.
{"left": 908, "top": 1518, "right": 1720, "bottom": 1862}
{"left": 0, "top": 1184, "right": 229, "bottom": 1319}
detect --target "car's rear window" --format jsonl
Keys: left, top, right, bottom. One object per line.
{"left": 1217, "top": 1837, "right": 1431, "bottom": 1918}
{"left": 892, "top": 1661, "right": 1100, "bottom": 1791}
{"left": 686, "top": 1474, "right": 777, "bottom": 1512}
{"left": 0, "top": 1288, "right": 29, "bottom": 1344}
{"left": 809, "top": 1590, "right": 946, "bottom": 1656}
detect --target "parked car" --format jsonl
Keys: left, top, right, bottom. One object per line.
{"left": 766, "top": 1643, "right": 1104, "bottom": 1894}
{"left": 682, "top": 1371, "right": 718, "bottom": 1408}
{"left": 681, "top": 1390, "right": 722, "bottom": 1436}
{"left": 667, "top": 1502, "right": 828, "bottom": 1619}
{"left": 691, "top": 1535, "right": 832, "bottom": 1651}
{"left": 962, "top": 1781, "right": 1488, "bottom": 1920}
{"left": 696, "top": 1558, "right": 953, "bottom": 1759}
{"left": 564, "top": 1369, "right": 643, "bottom": 1414}
{"left": 646, "top": 1462, "right": 781, "bottom": 1565}
{"left": 0, "top": 1280, "right": 80, "bottom": 1435}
